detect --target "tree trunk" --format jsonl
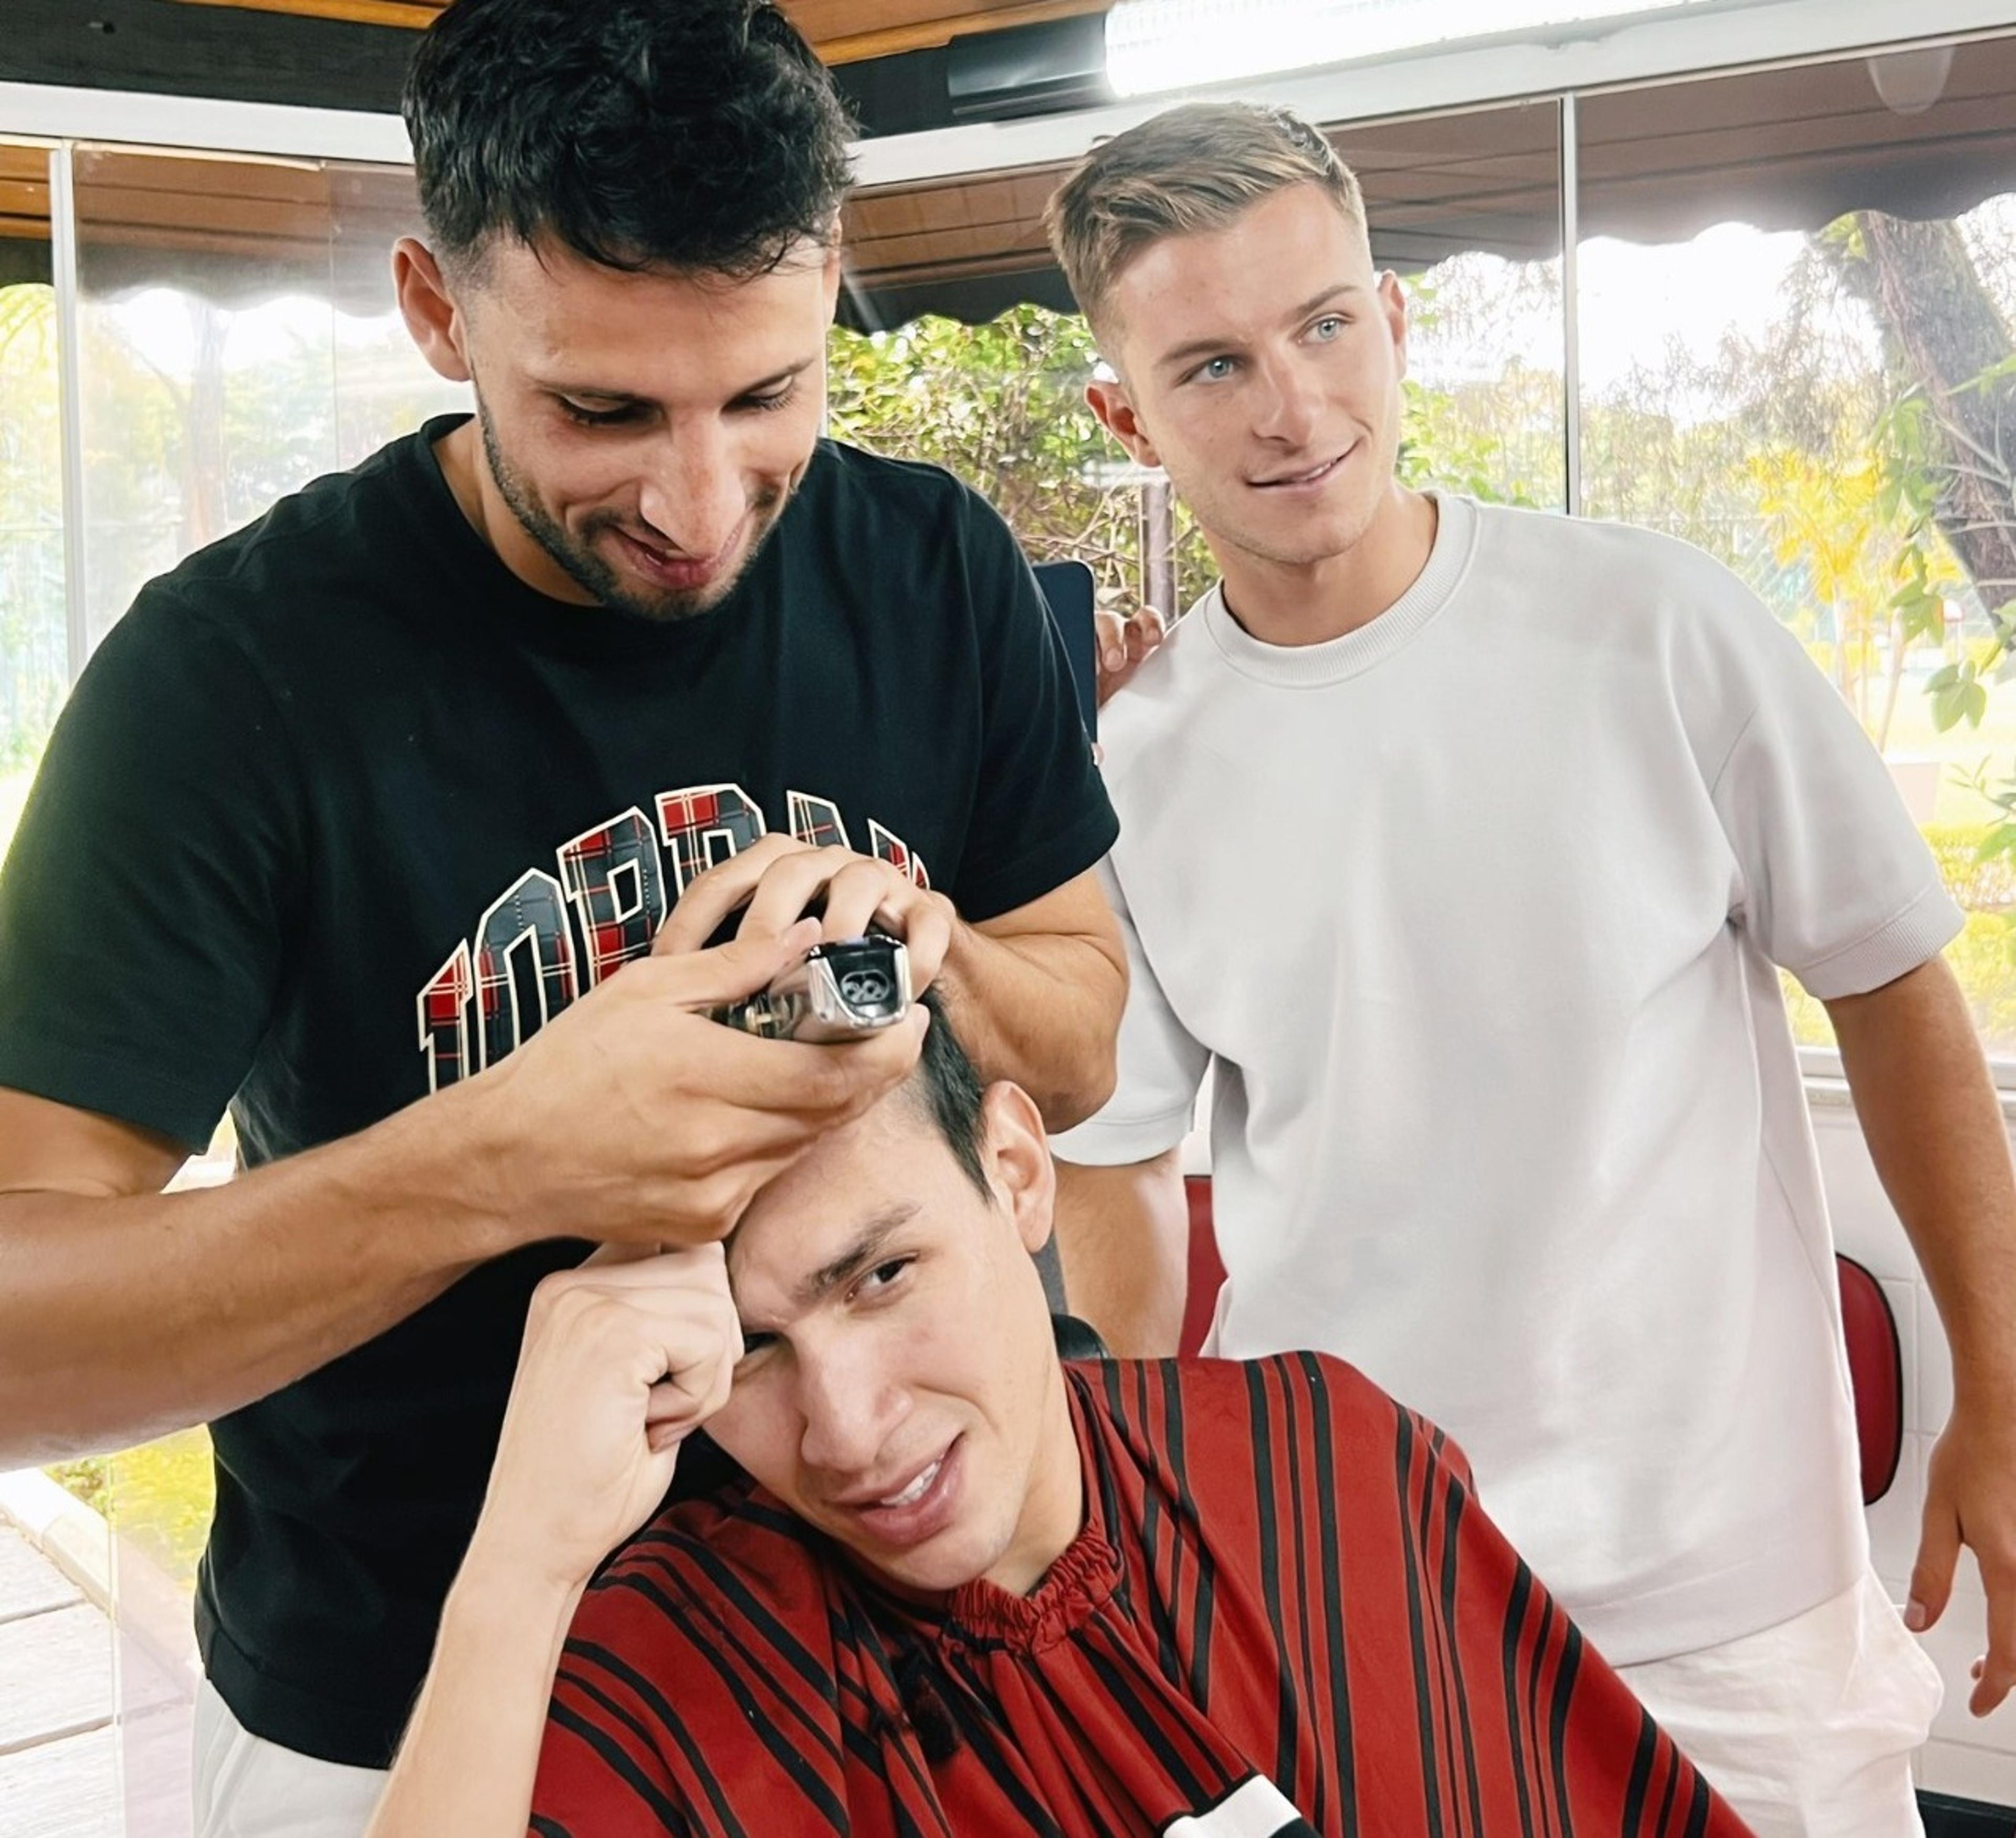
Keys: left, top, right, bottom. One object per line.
{"left": 1877, "top": 611, "right": 1907, "bottom": 753}
{"left": 1839, "top": 213, "right": 2016, "bottom": 614}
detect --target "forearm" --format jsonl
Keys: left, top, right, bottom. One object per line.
{"left": 1052, "top": 1151, "right": 1189, "bottom": 1356}
{"left": 1829, "top": 956, "right": 2016, "bottom": 1400}
{"left": 0, "top": 1082, "right": 516, "bottom": 1464}
{"left": 936, "top": 922, "right": 1126, "bottom": 1132}
{"left": 368, "top": 1549, "right": 580, "bottom": 1838}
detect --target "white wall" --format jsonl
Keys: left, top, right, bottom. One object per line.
{"left": 1815, "top": 1091, "right": 2016, "bottom": 1803}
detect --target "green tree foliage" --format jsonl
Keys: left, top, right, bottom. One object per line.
{"left": 828, "top": 307, "right": 1218, "bottom": 613}
{"left": 47, "top": 1429, "right": 215, "bottom": 1593}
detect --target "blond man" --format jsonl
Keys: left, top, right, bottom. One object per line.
{"left": 1046, "top": 100, "right": 2016, "bottom": 1835}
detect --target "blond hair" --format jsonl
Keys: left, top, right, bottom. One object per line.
{"left": 1045, "top": 102, "right": 1366, "bottom": 330}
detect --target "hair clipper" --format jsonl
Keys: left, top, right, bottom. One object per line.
{"left": 709, "top": 934, "right": 912, "bottom": 1042}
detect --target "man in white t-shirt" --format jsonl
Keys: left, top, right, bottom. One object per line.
{"left": 1044, "top": 100, "right": 2016, "bottom": 1836}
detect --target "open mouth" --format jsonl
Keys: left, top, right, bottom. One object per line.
{"left": 877, "top": 1456, "right": 944, "bottom": 1509}
{"left": 841, "top": 1436, "right": 964, "bottom": 1549}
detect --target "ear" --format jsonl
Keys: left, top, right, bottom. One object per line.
{"left": 977, "top": 1081, "right": 1057, "bottom": 1257}
{"left": 1376, "top": 269, "right": 1410, "bottom": 381}
{"left": 394, "top": 237, "right": 472, "bottom": 385}
{"left": 819, "top": 238, "right": 844, "bottom": 325}
{"left": 1085, "top": 374, "right": 1164, "bottom": 472}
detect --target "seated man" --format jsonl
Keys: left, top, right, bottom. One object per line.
{"left": 366, "top": 1008, "right": 1749, "bottom": 1836}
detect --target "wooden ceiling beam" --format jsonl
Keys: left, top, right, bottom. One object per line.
{"left": 168, "top": 0, "right": 437, "bottom": 27}
{"left": 799, "top": 0, "right": 1106, "bottom": 64}
{"left": 161, "top": 0, "right": 1109, "bottom": 65}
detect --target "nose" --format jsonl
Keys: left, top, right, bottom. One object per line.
{"left": 635, "top": 418, "right": 748, "bottom": 560}
{"left": 795, "top": 1339, "right": 908, "bottom": 1480}
{"left": 1251, "top": 349, "right": 1321, "bottom": 447}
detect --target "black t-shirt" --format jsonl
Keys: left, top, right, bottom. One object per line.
{"left": 0, "top": 416, "right": 1117, "bottom": 1766}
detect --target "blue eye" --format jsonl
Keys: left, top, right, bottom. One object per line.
{"left": 1310, "top": 316, "right": 1346, "bottom": 341}
{"left": 1195, "top": 356, "right": 1236, "bottom": 383}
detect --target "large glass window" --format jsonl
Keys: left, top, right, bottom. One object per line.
{"left": 0, "top": 142, "right": 61, "bottom": 873}
{"left": 1341, "top": 99, "right": 1566, "bottom": 511}
{"left": 16, "top": 147, "right": 468, "bottom": 1837}
{"left": 71, "top": 149, "right": 467, "bottom": 650}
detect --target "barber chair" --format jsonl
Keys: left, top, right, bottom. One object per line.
{"left": 1836, "top": 1253, "right": 1904, "bottom": 1506}
{"left": 1052, "top": 1312, "right": 1110, "bottom": 1361}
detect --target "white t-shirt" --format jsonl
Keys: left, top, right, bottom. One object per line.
{"left": 1052, "top": 493, "right": 1962, "bottom": 1664}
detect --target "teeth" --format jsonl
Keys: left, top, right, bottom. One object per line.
{"left": 878, "top": 1457, "right": 941, "bottom": 1509}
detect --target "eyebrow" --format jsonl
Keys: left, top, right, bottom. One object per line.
{"left": 732, "top": 1203, "right": 923, "bottom": 1335}
{"left": 534, "top": 358, "right": 815, "bottom": 407}
{"left": 793, "top": 1205, "right": 919, "bottom": 1307}
{"left": 1152, "top": 283, "right": 1365, "bottom": 377}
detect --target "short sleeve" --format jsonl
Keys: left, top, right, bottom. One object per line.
{"left": 1048, "top": 858, "right": 1209, "bottom": 1164}
{"left": 0, "top": 590, "right": 302, "bottom": 1150}
{"left": 943, "top": 494, "right": 1118, "bottom": 923}
{"left": 1702, "top": 586, "right": 1961, "bottom": 998}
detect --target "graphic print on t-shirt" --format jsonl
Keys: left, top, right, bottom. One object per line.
{"left": 415, "top": 779, "right": 928, "bottom": 1090}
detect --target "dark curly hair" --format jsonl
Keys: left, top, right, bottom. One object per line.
{"left": 403, "top": 0, "right": 856, "bottom": 278}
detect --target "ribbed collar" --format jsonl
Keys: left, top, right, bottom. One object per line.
{"left": 855, "top": 1375, "right": 1120, "bottom": 1655}
{"left": 1201, "top": 489, "right": 1478, "bottom": 688}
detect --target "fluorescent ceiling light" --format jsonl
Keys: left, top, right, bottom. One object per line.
{"left": 1105, "top": 0, "right": 1725, "bottom": 97}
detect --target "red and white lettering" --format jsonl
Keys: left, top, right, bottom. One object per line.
{"left": 474, "top": 869, "right": 580, "bottom": 1070}
{"left": 868, "top": 819, "right": 930, "bottom": 889}
{"left": 415, "top": 940, "right": 474, "bottom": 1092}
{"left": 559, "top": 807, "right": 665, "bottom": 989}
{"left": 656, "top": 784, "right": 766, "bottom": 895}
{"left": 787, "top": 790, "right": 852, "bottom": 851}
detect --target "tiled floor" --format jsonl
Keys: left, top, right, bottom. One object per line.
{"left": 0, "top": 1527, "right": 191, "bottom": 1838}
{"left": 0, "top": 1527, "right": 118, "bottom": 1837}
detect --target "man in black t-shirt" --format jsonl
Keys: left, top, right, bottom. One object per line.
{"left": 0, "top": 2, "right": 1122, "bottom": 1826}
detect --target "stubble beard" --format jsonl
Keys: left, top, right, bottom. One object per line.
{"left": 1210, "top": 433, "right": 1398, "bottom": 575}
{"left": 477, "top": 398, "right": 788, "bottom": 623}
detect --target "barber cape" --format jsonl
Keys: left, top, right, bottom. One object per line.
{"left": 531, "top": 1355, "right": 1749, "bottom": 1836}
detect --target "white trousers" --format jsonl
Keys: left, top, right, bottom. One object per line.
{"left": 192, "top": 1682, "right": 386, "bottom": 1838}
{"left": 1616, "top": 1569, "right": 1943, "bottom": 1838}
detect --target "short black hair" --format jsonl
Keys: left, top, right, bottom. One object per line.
{"left": 403, "top": 0, "right": 856, "bottom": 278}
{"left": 908, "top": 995, "right": 991, "bottom": 1199}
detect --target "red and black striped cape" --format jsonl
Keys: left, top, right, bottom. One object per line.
{"left": 530, "top": 1353, "right": 1751, "bottom": 1836}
